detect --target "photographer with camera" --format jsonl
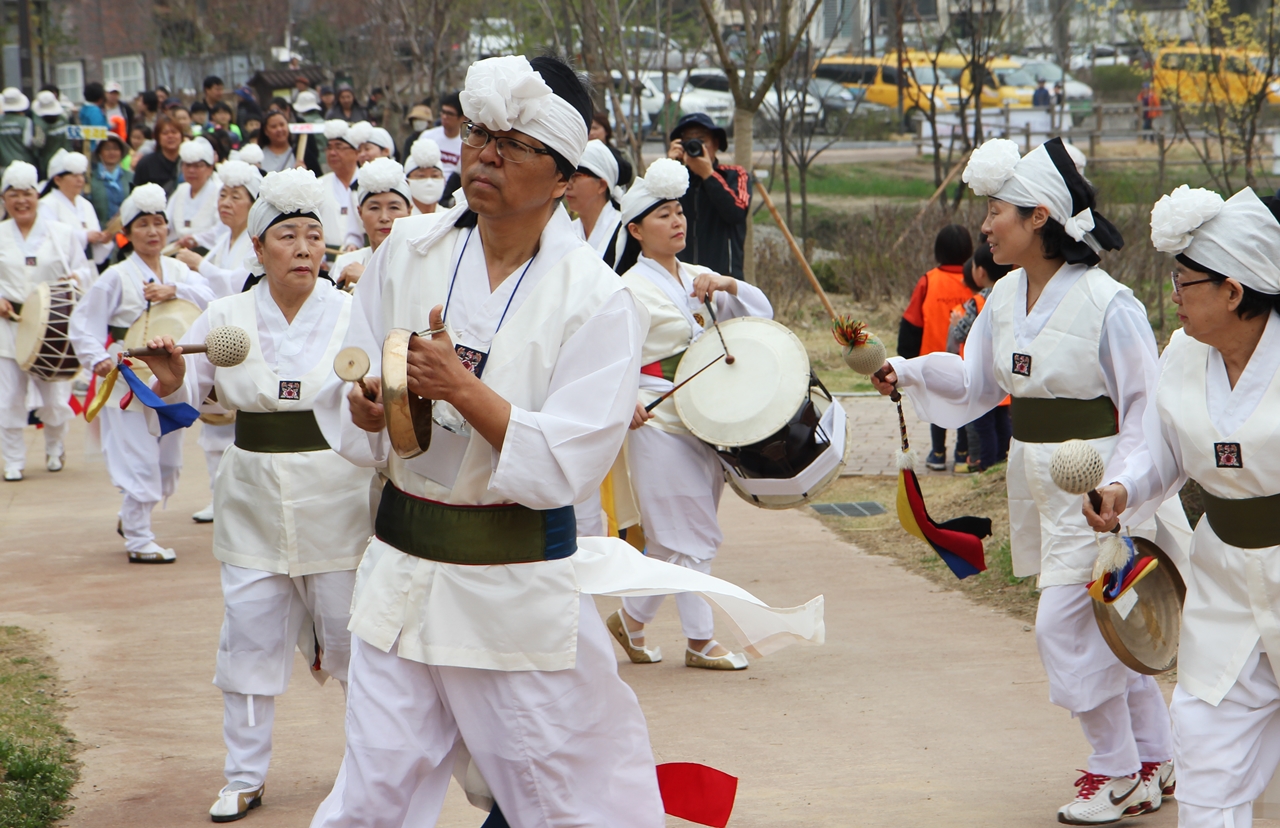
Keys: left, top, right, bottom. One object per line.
{"left": 667, "top": 113, "right": 750, "bottom": 279}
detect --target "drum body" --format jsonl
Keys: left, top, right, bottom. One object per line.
{"left": 14, "top": 281, "right": 82, "bottom": 381}
{"left": 382, "top": 328, "right": 433, "bottom": 458}
{"left": 121, "top": 299, "right": 203, "bottom": 384}
{"left": 1092, "top": 537, "right": 1184, "bottom": 675}
{"left": 672, "top": 317, "right": 848, "bottom": 510}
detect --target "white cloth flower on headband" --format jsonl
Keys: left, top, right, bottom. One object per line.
{"left": 258, "top": 168, "right": 325, "bottom": 216}
{"left": 120, "top": 182, "right": 168, "bottom": 226}
{"left": 1, "top": 161, "right": 37, "bottom": 193}
{"left": 404, "top": 135, "right": 442, "bottom": 175}
{"left": 642, "top": 158, "right": 688, "bottom": 202}
{"left": 216, "top": 159, "right": 262, "bottom": 199}
{"left": 963, "top": 139, "right": 1022, "bottom": 197}
{"left": 357, "top": 156, "right": 409, "bottom": 202}
{"left": 232, "top": 143, "right": 264, "bottom": 166}
{"left": 324, "top": 120, "right": 350, "bottom": 141}
{"left": 460, "top": 56, "right": 554, "bottom": 133}
{"left": 179, "top": 138, "right": 215, "bottom": 166}
{"left": 1150, "top": 185, "right": 1226, "bottom": 254}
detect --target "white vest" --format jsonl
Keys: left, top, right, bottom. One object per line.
{"left": 104, "top": 256, "right": 201, "bottom": 406}
{"left": 378, "top": 214, "right": 626, "bottom": 505}
{"left": 167, "top": 179, "right": 222, "bottom": 240}
{"left": 207, "top": 287, "right": 375, "bottom": 576}
{"left": 1156, "top": 329, "right": 1280, "bottom": 703}
{"left": 0, "top": 219, "right": 78, "bottom": 360}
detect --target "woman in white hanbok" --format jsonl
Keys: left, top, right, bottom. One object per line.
{"left": 39, "top": 149, "right": 113, "bottom": 268}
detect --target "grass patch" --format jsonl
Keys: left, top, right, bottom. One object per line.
{"left": 810, "top": 467, "right": 1041, "bottom": 620}
{"left": 0, "top": 627, "right": 77, "bottom": 828}
{"left": 780, "top": 297, "right": 905, "bottom": 393}
{"left": 791, "top": 162, "right": 937, "bottom": 199}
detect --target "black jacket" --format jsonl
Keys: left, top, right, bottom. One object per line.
{"left": 677, "top": 160, "right": 751, "bottom": 279}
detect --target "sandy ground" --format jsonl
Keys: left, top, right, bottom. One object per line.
{"left": 1, "top": 421, "right": 1256, "bottom": 827}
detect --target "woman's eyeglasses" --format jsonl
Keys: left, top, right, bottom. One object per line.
{"left": 462, "top": 123, "right": 552, "bottom": 164}
{"left": 1170, "top": 270, "right": 1214, "bottom": 295}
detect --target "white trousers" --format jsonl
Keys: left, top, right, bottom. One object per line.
{"left": 99, "top": 405, "right": 182, "bottom": 551}
{"left": 1172, "top": 642, "right": 1280, "bottom": 828}
{"left": 217, "top": 564, "right": 357, "bottom": 788}
{"left": 621, "top": 425, "right": 723, "bottom": 641}
{"left": 310, "top": 596, "right": 665, "bottom": 828}
{"left": 1036, "top": 584, "right": 1173, "bottom": 777}
{"left": 0, "top": 357, "right": 71, "bottom": 471}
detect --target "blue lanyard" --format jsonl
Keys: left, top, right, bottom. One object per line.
{"left": 442, "top": 227, "right": 536, "bottom": 339}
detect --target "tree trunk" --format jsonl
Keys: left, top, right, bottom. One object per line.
{"left": 733, "top": 107, "right": 756, "bottom": 284}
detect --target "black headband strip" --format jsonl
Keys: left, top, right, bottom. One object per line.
{"left": 1042, "top": 137, "right": 1089, "bottom": 218}
{"left": 260, "top": 210, "right": 321, "bottom": 237}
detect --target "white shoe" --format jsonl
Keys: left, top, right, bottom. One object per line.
{"left": 606, "top": 610, "right": 662, "bottom": 663}
{"left": 46, "top": 453, "right": 63, "bottom": 472}
{"left": 3, "top": 467, "right": 21, "bottom": 482}
{"left": 128, "top": 542, "right": 177, "bottom": 564}
{"left": 192, "top": 504, "right": 215, "bottom": 523}
{"left": 1143, "top": 759, "right": 1175, "bottom": 801}
{"left": 685, "top": 640, "right": 749, "bottom": 671}
{"left": 210, "top": 781, "right": 264, "bottom": 823}
{"left": 1057, "top": 771, "right": 1145, "bottom": 825}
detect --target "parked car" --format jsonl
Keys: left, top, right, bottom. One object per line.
{"left": 675, "top": 69, "right": 737, "bottom": 130}
{"left": 813, "top": 54, "right": 951, "bottom": 129}
{"left": 606, "top": 71, "right": 664, "bottom": 139}
{"left": 1014, "top": 59, "right": 1095, "bottom": 108}
{"left": 1069, "top": 45, "right": 1132, "bottom": 71}
{"left": 1153, "top": 45, "right": 1280, "bottom": 106}
{"left": 620, "top": 27, "right": 690, "bottom": 72}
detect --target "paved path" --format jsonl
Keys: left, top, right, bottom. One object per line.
{"left": 2, "top": 422, "right": 1263, "bottom": 827}
{"left": 838, "top": 393, "right": 956, "bottom": 476}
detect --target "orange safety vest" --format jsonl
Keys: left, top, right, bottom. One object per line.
{"left": 920, "top": 265, "right": 974, "bottom": 355}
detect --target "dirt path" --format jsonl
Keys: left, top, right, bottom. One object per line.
{"left": 0, "top": 423, "right": 1257, "bottom": 827}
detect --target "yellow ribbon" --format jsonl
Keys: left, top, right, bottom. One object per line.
{"left": 83, "top": 367, "right": 118, "bottom": 423}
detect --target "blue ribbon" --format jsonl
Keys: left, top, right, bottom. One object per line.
{"left": 117, "top": 362, "right": 200, "bottom": 435}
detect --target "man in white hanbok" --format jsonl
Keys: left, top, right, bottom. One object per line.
{"left": 69, "top": 183, "right": 214, "bottom": 562}
{"left": 0, "top": 161, "right": 94, "bottom": 480}
{"left": 309, "top": 55, "right": 822, "bottom": 828}
{"left": 872, "top": 138, "right": 1188, "bottom": 823}
{"left": 136, "top": 168, "right": 375, "bottom": 824}
{"left": 317, "top": 122, "right": 364, "bottom": 251}
{"left": 1088, "top": 186, "right": 1280, "bottom": 828}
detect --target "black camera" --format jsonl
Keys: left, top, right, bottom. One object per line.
{"left": 681, "top": 138, "right": 704, "bottom": 158}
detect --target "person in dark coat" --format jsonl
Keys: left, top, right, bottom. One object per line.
{"left": 666, "top": 112, "right": 750, "bottom": 279}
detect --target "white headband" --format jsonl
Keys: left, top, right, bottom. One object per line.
{"left": 46, "top": 149, "right": 88, "bottom": 180}
{"left": 347, "top": 121, "right": 373, "bottom": 149}
{"left": 404, "top": 134, "right": 442, "bottom": 175}
{"left": 366, "top": 127, "right": 395, "bottom": 152}
{"left": 1, "top": 161, "right": 38, "bottom": 193}
{"left": 324, "top": 120, "right": 354, "bottom": 146}
{"left": 964, "top": 139, "right": 1095, "bottom": 244}
{"left": 460, "top": 55, "right": 588, "bottom": 166}
{"left": 612, "top": 158, "right": 688, "bottom": 258}
{"left": 231, "top": 143, "right": 264, "bottom": 166}
{"left": 179, "top": 138, "right": 216, "bottom": 166}
{"left": 356, "top": 156, "right": 411, "bottom": 205}
{"left": 216, "top": 159, "right": 262, "bottom": 200}
{"left": 578, "top": 139, "right": 624, "bottom": 203}
{"left": 246, "top": 168, "right": 327, "bottom": 276}
{"left": 120, "top": 183, "right": 168, "bottom": 227}
{"left": 1152, "top": 185, "right": 1280, "bottom": 294}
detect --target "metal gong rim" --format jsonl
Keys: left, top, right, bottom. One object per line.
{"left": 1092, "top": 537, "right": 1186, "bottom": 676}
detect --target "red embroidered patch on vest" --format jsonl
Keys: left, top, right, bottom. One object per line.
{"left": 278, "top": 380, "right": 301, "bottom": 400}
{"left": 1012, "top": 353, "right": 1032, "bottom": 377}
{"left": 1215, "top": 442, "right": 1243, "bottom": 468}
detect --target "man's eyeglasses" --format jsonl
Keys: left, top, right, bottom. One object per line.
{"left": 1170, "top": 270, "right": 1214, "bottom": 295}
{"left": 462, "top": 123, "right": 552, "bottom": 164}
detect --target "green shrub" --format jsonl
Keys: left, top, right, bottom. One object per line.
{"left": 1086, "top": 65, "right": 1148, "bottom": 102}
{"left": 0, "top": 737, "right": 75, "bottom": 828}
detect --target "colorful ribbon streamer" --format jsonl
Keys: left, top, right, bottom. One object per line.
{"left": 82, "top": 360, "right": 199, "bottom": 435}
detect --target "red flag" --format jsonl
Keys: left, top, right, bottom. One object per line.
{"left": 657, "top": 762, "right": 738, "bottom": 827}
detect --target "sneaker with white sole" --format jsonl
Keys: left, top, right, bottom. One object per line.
{"left": 210, "top": 781, "right": 264, "bottom": 823}
{"left": 1135, "top": 761, "right": 1175, "bottom": 812}
{"left": 3, "top": 467, "right": 21, "bottom": 482}
{"left": 46, "top": 454, "right": 63, "bottom": 472}
{"left": 1057, "top": 771, "right": 1145, "bottom": 825}
{"left": 192, "top": 504, "right": 215, "bottom": 523}
{"left": 1155, "top": 760, "right": 1175, "bottom": 799}
{"left": 128, "top": 542, "right": 177, "bottom": 564}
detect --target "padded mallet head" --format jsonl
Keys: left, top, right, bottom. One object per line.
{"left": 205, "top": 325, "right": 251, "bottom": 368}
{"left": 1049, "top": 439, "right": 1106, "bottom": 495}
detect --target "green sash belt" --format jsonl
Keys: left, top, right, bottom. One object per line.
{"left": 1009, "top": 396, "right": 1118, "bottom": 443}
{"left": 375, "top": 481, "right": 577, "bottom": 565}
{"left": 108, "top": 325, "right": 128, "bottom": 342}
{"left": 1200, "top": 489, "right": 1280, "bottom": 549}
{"left": 8, "top": 300, "right": 21, "bottom": 316}
{"left": 234, "top": 410, "right": 330, "bottom": 453}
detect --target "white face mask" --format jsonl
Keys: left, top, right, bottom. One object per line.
{"left": 409, "top": 177, "right": 444, "bottom": 205}
{"left": 411, "top": 119, "right": 429, "bottom": 132}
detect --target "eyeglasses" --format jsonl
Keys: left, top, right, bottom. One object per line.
{"left": 1170, "top": 270, "right": 1215, "bottom": 295}
{"left": 462, "top": 123, "right": 552, "bottom": 164}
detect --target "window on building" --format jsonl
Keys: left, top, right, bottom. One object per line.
{"left": 823, "top": 0, "right": 856, "bottom": 40}
{"left": 878, "top": 0, "right": 938, "bottom": 21}
{"left": 103, "top": 55, "right": 146, "bottom": 98}
{"left": 56, "top": 62, "right": 84, "bottom": 102}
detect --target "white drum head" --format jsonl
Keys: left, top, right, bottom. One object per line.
{"left": 124, "top": 299, "right": 203, "bottom": 384}
{"left": 673, "top": 317, "right": 811, "bottom": 448}
{"left": 14, "top": 282, "right": 52, "bottom": 371}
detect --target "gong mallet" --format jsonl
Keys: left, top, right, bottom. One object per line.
{"left": 644, "top": 354, "right": 725, "bottom": 412}
{"left": 121, "top": 325, "right": 251, "bottom": 367}
{"left": 1049, "top": 439, "right": 1128, "bottom": 577}
{"left": 702, "top": 297, "right": 734, "bottom": 365}
{"left": 334, "top": 346, "right": 377, "bottom": 400}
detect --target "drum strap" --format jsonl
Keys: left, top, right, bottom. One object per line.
{"left": 375, "top": 481, "right": 577, "bottom": 566}
{"left": 640, "top": 352, "right": 685, "bottom": 383}
{"left": 8, "top": 301, "right": 20, "bottom": 316}
{"left": 1199, "top": 489, "right": 1280, "bottom": 549}
{"left": 108, "top": 325, "right": 128, "bottom": 342}
{"left": 1009, "top": 396, "right": 1117, "bottom": 443}
{"left": 234, "top": 410, "right": 330, "bottom": 453}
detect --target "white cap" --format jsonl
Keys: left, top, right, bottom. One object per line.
{"left": 294, "top": 90, "right": 321, "bottom": 114}
{"left": 1, "top": 161, "right": 38, "bottom": 193}
{"left": 178, "top": 137, "right": 216, "bottom": 166}
{"left": 366, "top": 127, "right": 395, "bottom": 152}
{"left": 120, "top": 183, "right": 168, "bottom": 228}
{"left": 232, "top": 143, "right": 264, "bottom": 167}
{"left": 245, "top": 168, "right": 328, "bottom": 275}
{"left": 1153, "top": 186, "right": 1280, "bottom": 295}
{"left": 2, "top": 88, "right": 30, "bottom": 113}
{"left": 324, "top": 120, "right": 353, "bottom": 146}
{"left": 105, "top": 81, "right": 122, "bottom": 94}
{"left": 32, "top": 90, "right": 63, "bottom": 118}
{"left": 46, "top": 149, "right": 89, "bottom": 180}
{"left": 216, "top": 159, "right": 262, "bottom": 200}
{"left": 403, "top": 135, "right": 442, "bottom": 175}
{"left": 346, "top": 121, "right": 373, "bottom": 149}
{"left": 356, "top": 156, "right": 411, "bottom": 205}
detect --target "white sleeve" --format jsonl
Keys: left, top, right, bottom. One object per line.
{"left": 887, "top": 304, "right": 1007, "bottom": 428}
{"left": 313, "top": 242, "right": 390, "bottom": 468}
{"left": 65, "top": 235, "right": 96, "bottom": 289}
{"left": 1097, "top": 292, "right": 1163, "bottom": 487}
{"left": 193, "top": 227, "right": 222, "bottom": 250}
{"left": 160, "top": 310, "right": 217, "bottom": 407}
{"left": 1111, "top": 350, "right": 1187, "bottom": 527}
{"left": 488, "top": 288, "right": 644, "bottom": 509}
{"left": 715, "top": 279, "right": 772, "bottom": 321}
{"left": 166, "top": 193, "right": 179, "bottom": 242}
{"left": 173, "top": 265, "right": 216, "bottom": 309}
{"left": 198, "top": 259, "right": 248, "bottom": 298}
{"left": 68, "top": 270, "right": 121, "bottom": 368}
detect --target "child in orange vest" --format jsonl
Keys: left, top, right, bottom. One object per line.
{"left": 898, "top": 224, "right": 974, "bottom": 470}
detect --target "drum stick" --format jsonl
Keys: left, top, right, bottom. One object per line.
{"left": 122, "top": 343, "right": 214, "bottom": 357}
{"left": 644, "top": 354, "right": 724, "bottom": 412}
{"left": 703, "top": 297, "right": 734, "bottom": 365}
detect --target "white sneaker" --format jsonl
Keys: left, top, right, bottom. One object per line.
{"left": 3, "top": 467, "right": 21, "bottom": 482}
{"left": 1148, "top": 759, "right": 1175, "bottom": 800}
{"left": 192, "top": 504, "right": 215, "bottom": 523}
{"left": 210, "top": 781, "right": 264, "bottom": 823}
{"left": 46, "top": 453, "right": 63, "bottom": 472}
{"left": 127, "top": 542, "right": 177, "bottom": 564}
{"left": 1057, "top": 771, "right": 1145, "bottom": 825}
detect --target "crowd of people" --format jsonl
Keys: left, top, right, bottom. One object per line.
{"left": 6, "top": 46, "right": 1280, "bottom": 828}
